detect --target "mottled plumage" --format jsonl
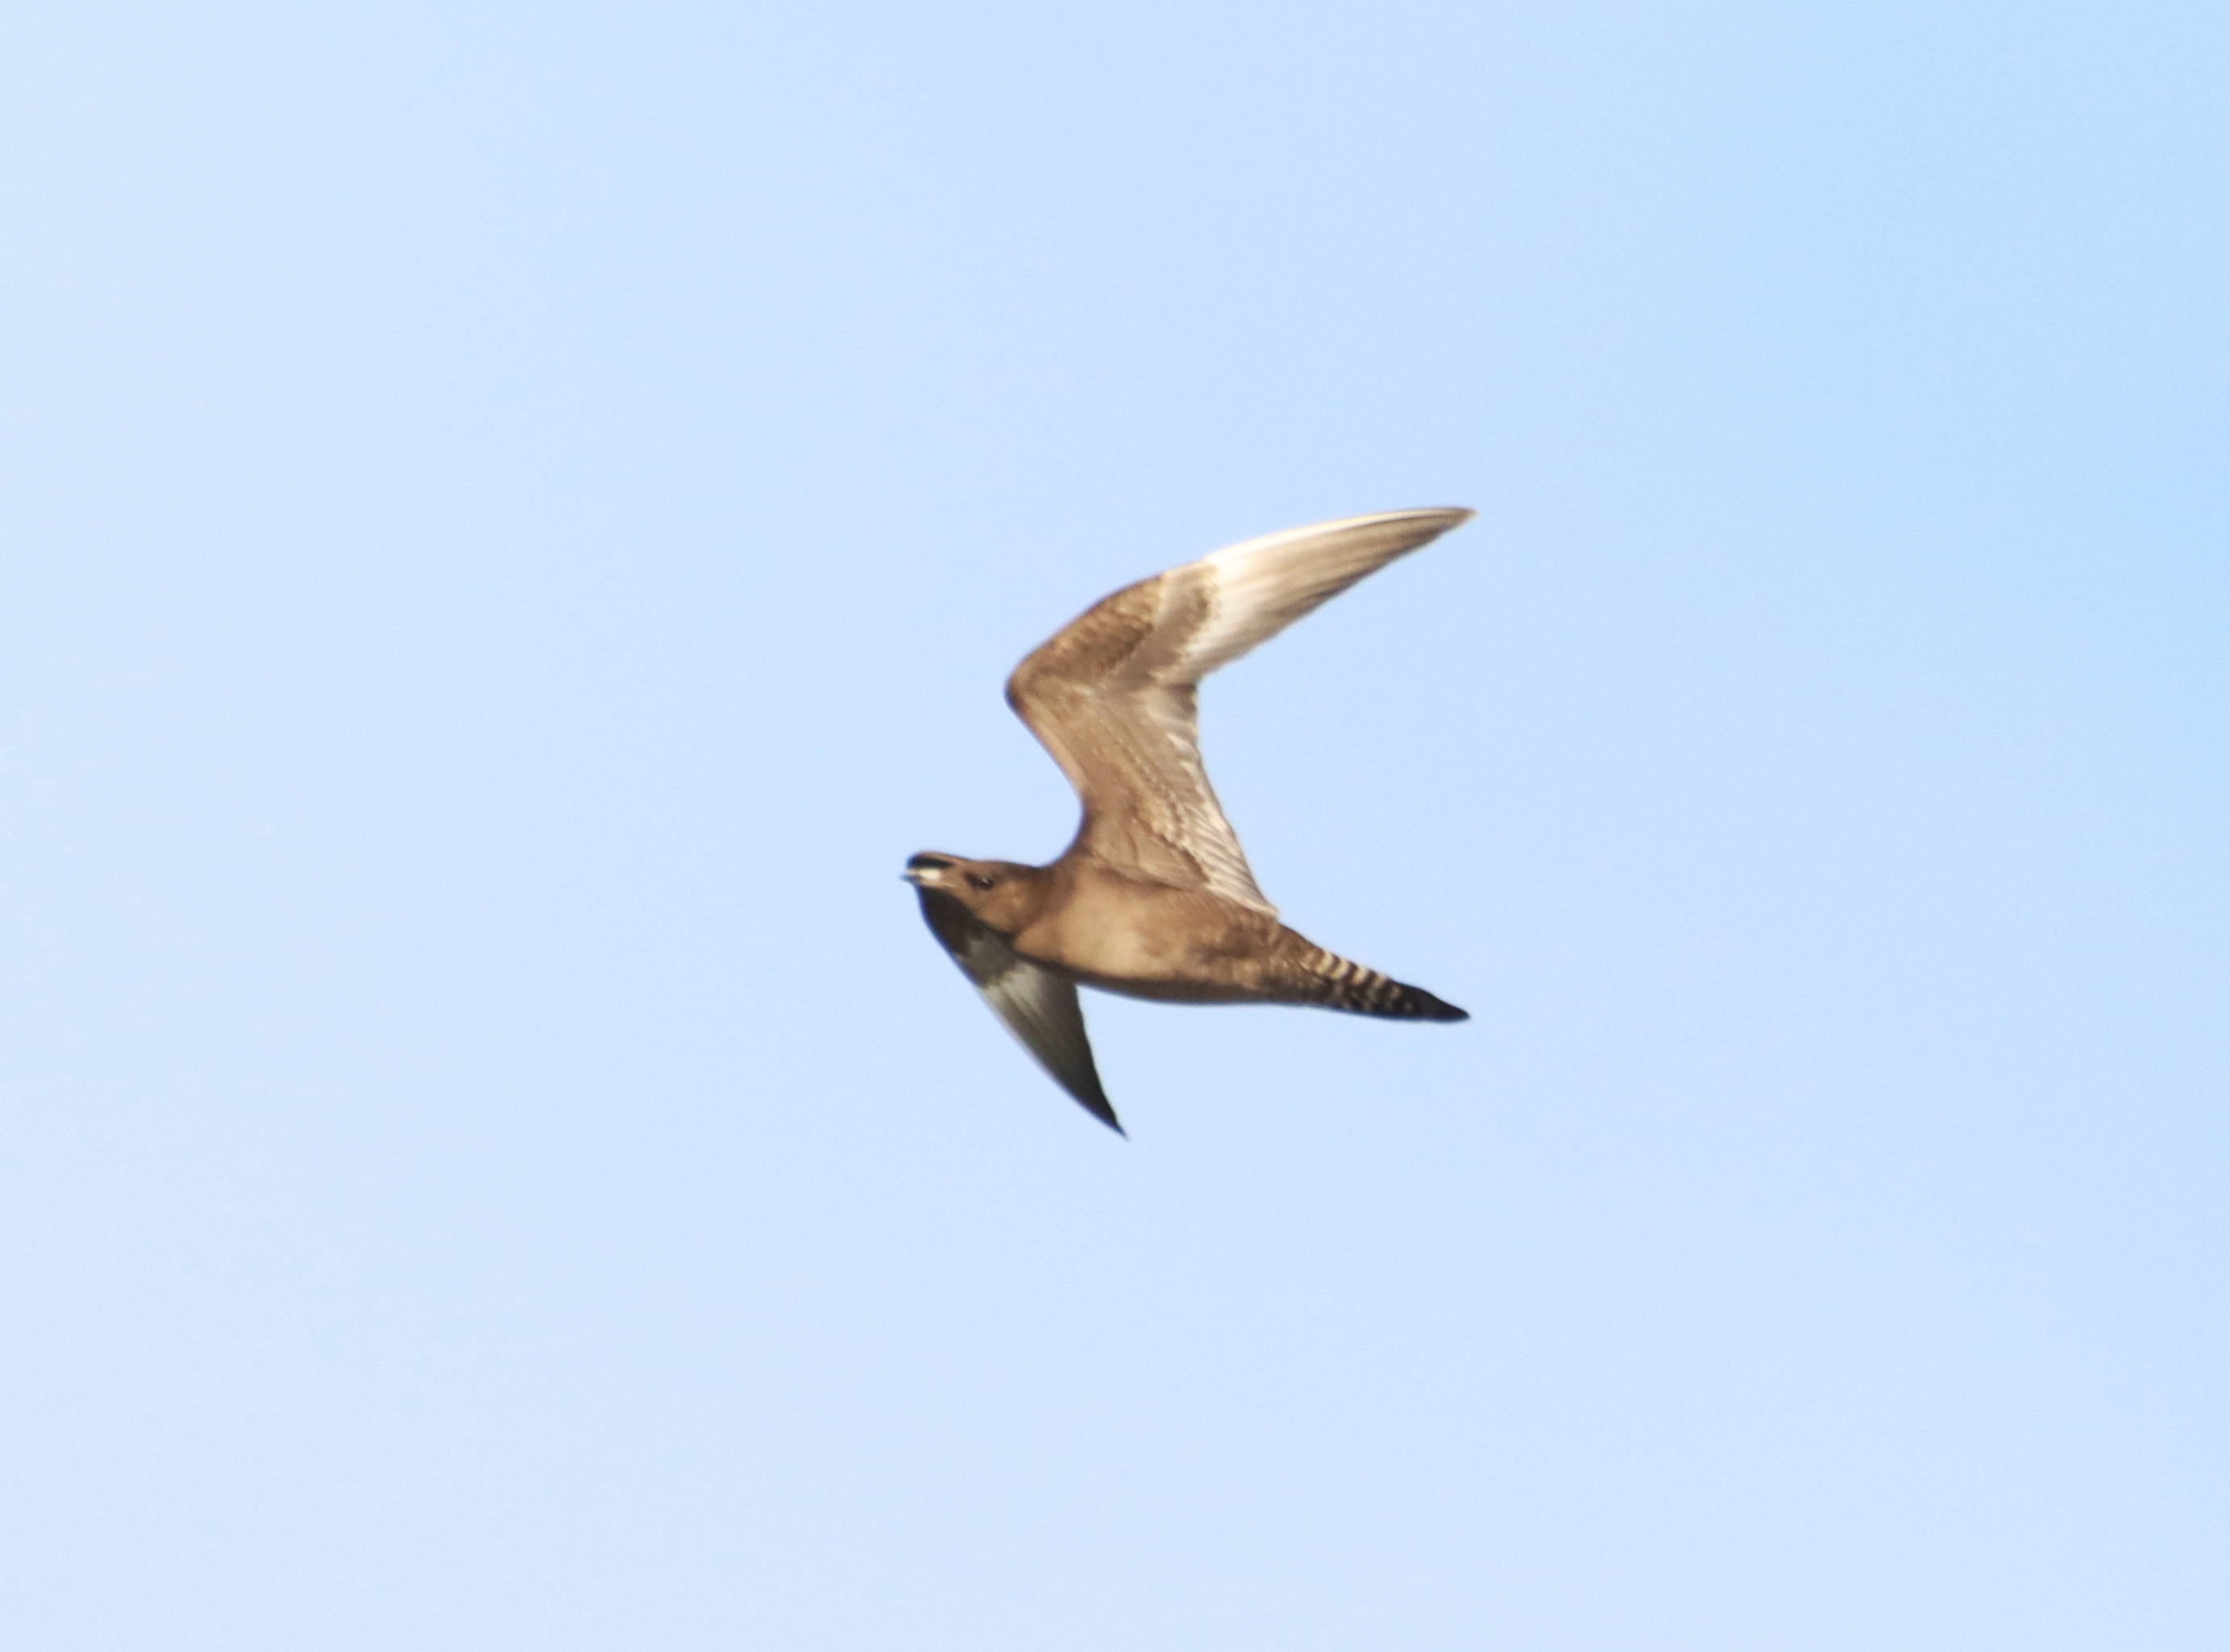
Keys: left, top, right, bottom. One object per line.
{"left": 906, "top": 508, "right": 1472, "bottom": 1131}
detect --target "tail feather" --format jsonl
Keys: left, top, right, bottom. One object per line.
{"left": 1294, "top": 944, "right": 1467, "bottom": 1022}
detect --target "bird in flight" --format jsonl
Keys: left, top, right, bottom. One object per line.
{"left": 905, "top": 508, "right": 1472, "bottom": 1133}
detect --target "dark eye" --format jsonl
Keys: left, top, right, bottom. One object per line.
{"left": 966, "top": 873, "right": 996, "bottom": 891}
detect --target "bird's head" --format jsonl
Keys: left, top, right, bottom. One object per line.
{"left": 903, "top": 852, "right": 1041, "bottom": 931}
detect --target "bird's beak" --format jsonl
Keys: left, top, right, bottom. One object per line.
{"left": 903, "top": 853, "right": 955, "bottom": 886}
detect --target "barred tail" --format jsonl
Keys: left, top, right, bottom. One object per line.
{"left": 1293, "top": 944, "right": 1468, "bottom": 1022}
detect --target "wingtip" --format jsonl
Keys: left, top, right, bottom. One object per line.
{"left": 1381, "top": 504, "right": 1475, "bottom": 531}
{"left": 1334, "top": 505, "right": 1474, "bottom": 536}
{"left": 1348, "top": 504, "right": 1476, "bottom": 551}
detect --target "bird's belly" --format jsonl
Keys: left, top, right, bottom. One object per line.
{"left": 1065, "top": 969, "right": 1260, "bottom": 1006}
{"left": 1015, "top": 884, "right": 1280, "bottom": 1003}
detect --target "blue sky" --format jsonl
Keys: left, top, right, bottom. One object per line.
{"left": 2, "top": 3, "right": 2224, "bottom": 1646}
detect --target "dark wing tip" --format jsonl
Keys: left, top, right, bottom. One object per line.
{"left": 914, "top": 887, "right": 1127, "bottom": 1135}
{"left": 1066, "top": 1074, "right": 1127, "bottom": 1135}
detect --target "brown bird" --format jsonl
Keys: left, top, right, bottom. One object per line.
{"left": 906, "top": 507, "right": 1472, "bottom": 1132}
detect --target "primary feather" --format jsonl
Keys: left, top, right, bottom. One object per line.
{"left": 1006, "top": 508, "right": 1472, "bottom": 915}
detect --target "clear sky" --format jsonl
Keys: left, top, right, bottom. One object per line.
{"left": 2, "top": 3, "right": 2224, "bottom": 1646}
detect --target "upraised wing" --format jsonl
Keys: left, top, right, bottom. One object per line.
{"left": 914, "top": 886, "right": 1121, "bottom": 1133}
{"left": 1005, "top": 508, "right": 1472, "bottom": 915}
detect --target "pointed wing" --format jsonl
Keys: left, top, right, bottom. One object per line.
{"left": 915, "top": 888, "right": 1122, "bottom": 1134}
{"left": 1006, "top": 508, "right": 1472, "bottom": 916}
